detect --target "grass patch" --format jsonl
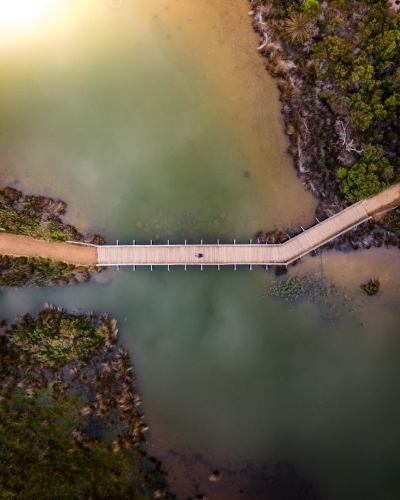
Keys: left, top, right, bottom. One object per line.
{"left": 269, "top": 275, "right": 329, "bottom": 301}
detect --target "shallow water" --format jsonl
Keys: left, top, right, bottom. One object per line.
{"left": 0, "top": 1, "right": 400, "bottom": 499}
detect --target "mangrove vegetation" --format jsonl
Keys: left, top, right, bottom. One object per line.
{"left": 251, "top": 0, "right": 400, "bottom": 250}
{"left": 0, "top": 187, "right": 104, "bottom": 287}
{"left": 0, "top": 187, "right": 104, "bottom": 244}
{"left": 0, "top": 305, "right": 170, "bottom": 499}
{"left": 0, "top": 255, "right": 97, "bottom": 288}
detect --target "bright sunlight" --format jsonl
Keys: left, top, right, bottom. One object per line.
{"left": 0, "top": 0, "right": 58, "bottom": 28}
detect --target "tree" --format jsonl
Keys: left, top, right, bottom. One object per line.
{"left": 301, "top": 0, "right": 321, "bottom": 18}
{"left": 338, "top": 145, "right": 393, "bottom": 201}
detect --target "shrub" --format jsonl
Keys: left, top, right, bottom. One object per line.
{"left": 301, "top": 0, "right": 321, "bottom": 18}
{"left": 339, "top": 145, "right": 393, "bottom": 201}
{"left": 360, "top": 279, "right": 380, "bottom": 295}
{"left": 8, "top": 308, "right": 105, "bottom": 366}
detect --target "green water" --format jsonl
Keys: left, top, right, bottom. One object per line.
{"left": 1, "top": 1, "right": 400, "bottom": 499}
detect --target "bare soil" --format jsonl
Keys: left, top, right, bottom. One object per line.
{"left": 0, "top": 233, "right": 97, "bottom": 266}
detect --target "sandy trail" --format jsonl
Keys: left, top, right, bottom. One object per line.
{"left": 362, "top": 183, "right": 400, "bottom": 214}
{"left": 0, "top": 183, "right": 399, "bottom": 267}
{"left": 0, "top": 233, "right": 97, "bottom": 266}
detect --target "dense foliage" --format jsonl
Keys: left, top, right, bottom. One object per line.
{"left": 0, "top": 186, "right": 104, "bottom": 243}
{"left": 337, "top": 145, "right": 393, "bottom": 200}
{"left": 9, "top": 309, "right": 104, "bottom": 366}
{"left": 0, "top": 187, "right": 104, "bottom": 288}
{"left": 308, "top": 0, "right": 400, "bottom": 199}
{"left": 0, "top": 393, "right": 142, "bottom": 500}
{"left": 0, "top": 307, "right": 169, "bottom": 499}
{"left": 252, "top": 0, "right": 400, "bottom": 206}
{"left": 0, "top": 255, "right": 92, "bottom": 287}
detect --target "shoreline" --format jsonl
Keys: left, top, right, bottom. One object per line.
{"left": 249, "top": 0, "right": 400, "bottom": 254}
{"left": 0, "top": 232, "right": 97, "bottom": 266}
{"left": 1, "top": 183, "right": 399, "bottom": 269}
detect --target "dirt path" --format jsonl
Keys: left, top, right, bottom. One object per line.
{"left": 362, "top": 183, "right": 400, "bottom": 215}
{"left": 0, "top": 233, "right": 97, "bottom": 266}
{"left": 0, "top": 183, "right": 399, "bottom": 268}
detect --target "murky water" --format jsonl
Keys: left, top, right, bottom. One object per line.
{"left": 0, "top": 1, "right": 400, "bottom": 499}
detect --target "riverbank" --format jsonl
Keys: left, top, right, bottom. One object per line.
{"left": 0, "top": 187, "right": 103, "bottom": 286}
{"left": 250, "top": 0, "right": 400, "bottom": 248}
{"left": 0, "top": 233, "right": 97, "bottom": 265}
{"left": 1, "top": 182, "right": 399, "bottom": 270}
{"left": 0, "top": 305, "right": 169, "bottom": 499}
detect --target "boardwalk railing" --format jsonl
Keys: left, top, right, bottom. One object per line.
{"left": 0, "top": 184, "right": 399, "bottom": 268}
{"left": 97, "top": 201, "right": 371, "bottom": 268}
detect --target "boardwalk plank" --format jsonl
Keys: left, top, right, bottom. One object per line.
{"left": 97, "top": 201, "right": 372, "bottom": 266}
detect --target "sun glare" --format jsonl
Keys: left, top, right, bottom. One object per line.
{"left": 0, "top": 0, "right": 58, "bottom": 28}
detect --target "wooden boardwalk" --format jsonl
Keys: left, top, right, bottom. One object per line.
{"left": 97, "top": 201, "right": 371, "bottom": 267}
{"left": 1, "top": 183, "right": 399, "bottom": 268}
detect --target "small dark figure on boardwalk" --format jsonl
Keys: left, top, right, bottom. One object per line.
{"left": 195, "top": 253, "right": 203, "bottom": 258}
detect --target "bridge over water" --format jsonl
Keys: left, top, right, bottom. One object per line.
{"left": 98, "top": 202, "right": 369, "bottom": 269}
{"left": 0, "top": 184, "right": 399, "bottom": 268}
{"left": 97, "top": 184, "right": 400, "bottom": 268}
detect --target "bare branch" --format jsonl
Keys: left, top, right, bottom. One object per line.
{"left": 336, "top": 120, "right": 364, "bottom": 154}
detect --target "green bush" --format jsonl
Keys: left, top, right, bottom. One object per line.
{"left": 301, "top": 0, "right": 321, "bottom": 18}
{"left": 0, "top": 255, "right": 92, "bottom": 288}
{"left": 339, "top": 145, "right": 393, "bottom": 201}
{"left": 8, "top": 309, "right": 105, "bottom": 366}
{"left": 360, "top": 279, "right": 380, "bottom": 295}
